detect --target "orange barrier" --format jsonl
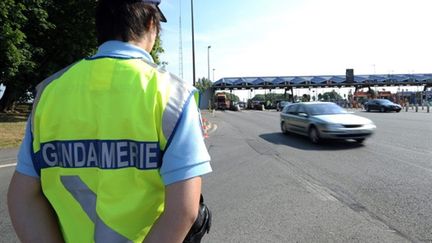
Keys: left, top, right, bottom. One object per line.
{"left": 202, "top": 118, "right": 209, "bottom": 138}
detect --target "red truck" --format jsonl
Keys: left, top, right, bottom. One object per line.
{"left": 216, "top": 93, "right": 230, "bottom": 110}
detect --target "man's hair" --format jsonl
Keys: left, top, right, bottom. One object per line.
{"left": 96, "top": 0, "right": 162, "bottom": 45}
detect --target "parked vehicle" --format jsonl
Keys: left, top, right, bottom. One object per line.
{"left": 249, "top": 100, "right": 265, "bottom": 110}
{"left": 280, "top": 102, "right": 376, "bottom": 144}
{"left": 238, "top": 101, "right": 247, "bottom": 109}
{"left": 264, "top": 100, "right": 276, "bottom": 110}
{"left": 364, "top": 99, "right": 401, "bottom": 112}
{"left": 230, "top": 101, "right": 241, "bottom": 111}
{"left": 277, "top": 101, "right": 292, "bottom": 111}
{"left": 216, "top": 93, "right": 231, "bottom": 110}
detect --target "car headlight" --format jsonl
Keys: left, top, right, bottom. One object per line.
{"left": 364, "top": 121, "right": 376, "bottom": 129}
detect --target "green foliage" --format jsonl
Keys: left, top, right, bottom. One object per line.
{"left": 0, "top": 0, "right": 28, "bottom": 81}
{"left": 320, "top": 90, "right": 343, "bottom": 101}
{"left": 251, "top": 94, "right": 264, "bottom": 101}
{"left": 32, "top": 0, "right": 98, "bottom": 80}
{"left": 367, "top": 88, "right": 377, "bottom": 99}
{"left": 0, "top": 0, "right": 53, "bottom": 110}
{"left": 251, "top": 93, "right": 288, "bottom": 103}
{"left": 0, "top": 0, "right": 165, "bottom": 111}
{"left": 227, "top": 93, "right": 240, "bottom": 102}
{"left": 195, "top": 77, "right": 212, "bottom": 93}
{"left": 150, "top": 36, "right": 164, "bottom": 65}
{"left": 217, "top": 92, "right": 239, "bottom": 102}
{"left": 302, "top": 94, "right": 310, "bottom": 102}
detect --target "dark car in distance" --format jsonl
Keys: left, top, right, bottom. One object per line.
{"left": 364, "top": 99, "right": 402, "bottom": 112}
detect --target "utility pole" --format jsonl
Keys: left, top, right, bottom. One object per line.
{"left": 191, "top": 0, "right": 196, "bottom": 86}
{"left": 207, "top": 45, "right": 211, "bottom": 81}
{"left": 178, "top": 0, "right": 183, "bottom": 79}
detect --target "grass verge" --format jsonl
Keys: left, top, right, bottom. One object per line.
{"left": 0, "top": 112, "right": 28, "bottom": 148}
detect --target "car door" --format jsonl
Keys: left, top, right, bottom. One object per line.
{"left": 281, "top": 104, "right": 297, "bottom": 132}
{"left": 291, "top": 104, "right": 309, "bottom": 135}
{"left": 370, "top": 100, "right": 379, "bottom": 110}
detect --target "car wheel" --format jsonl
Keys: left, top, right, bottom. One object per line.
{"left": 355, "top": 138, "right": 365, "bottom": 143}
{"left": 281, "top": 122, "right": 288, "bottom": 134}
{"left": 380, "top": 107, "right": 385, "bottom": 112}
{"left": 308, "top": 126, "right": 320, "bottom": 144}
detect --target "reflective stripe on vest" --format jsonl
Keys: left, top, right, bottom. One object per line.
{"left": 31, "top": 57, "right": 197, "bottom": 242}
{"left": 61, "top": 176, "right": 132, "bottom": 243}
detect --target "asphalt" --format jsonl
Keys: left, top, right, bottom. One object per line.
{"left": 0, "top": 148, "right": 18, "bottom": 166}
{"left": 0, "top": 106, "right": 428, "bottom": 163}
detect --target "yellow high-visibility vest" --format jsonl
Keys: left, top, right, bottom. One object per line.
{"left": 30, "top": 57, "right": 197, "bottom": 243}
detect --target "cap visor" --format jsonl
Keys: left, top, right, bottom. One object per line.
{"left": 156, "top": 6, "right": 167, "bottom": 22}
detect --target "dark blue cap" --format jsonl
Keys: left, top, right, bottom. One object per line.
{"left": 142, "top": 0, "right": 167, "bottom": 22}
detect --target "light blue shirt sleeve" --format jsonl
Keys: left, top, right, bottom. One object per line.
{"left": 160, "top": 95, "right": 212, "bottom": 185}
{"left": 16, "top": 119, "right": 39, "bottom": 178}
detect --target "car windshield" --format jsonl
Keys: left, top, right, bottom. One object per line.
{"left": 378, "top": 99, "right": 393, "bottom": 104}
{"left": 307, "top": 103, "right": 347, "bottom": 115}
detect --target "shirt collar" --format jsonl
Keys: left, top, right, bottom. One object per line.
{"left": 92, "top": 40, "right": 154, "bottom": 63}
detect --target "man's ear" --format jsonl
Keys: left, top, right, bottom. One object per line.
{"left": 146, "top": 19, "right": 155, "bottom": 32}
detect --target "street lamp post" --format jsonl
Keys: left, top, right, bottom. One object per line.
{"left": 207, "top": 45, "right": 211, "bottom": 81}
{"left": 212, "top": 68, "right": 215, "bottom": 81}
{"left": 191, "top": 0, "right": 196, "bottom": 86}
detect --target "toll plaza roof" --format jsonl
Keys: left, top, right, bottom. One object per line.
{"left": 213, "top": 73, "right": 432, "bottom": 89}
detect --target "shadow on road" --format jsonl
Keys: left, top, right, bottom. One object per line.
{"left": 259, "top": 132, "right": 364, "bottom": 151}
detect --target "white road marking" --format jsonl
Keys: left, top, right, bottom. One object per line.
{"left": 0, "top": 163, "right": 17, "bottom": 169}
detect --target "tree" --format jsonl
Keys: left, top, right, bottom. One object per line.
{"left": 226, "top": 93, "right": 239, "bottom": 102}
{"left": 150, "top": 36, "right": 164, "bottom": 65}
{"left": 0, "top": 1, "right": 165, "bottom": 111}
{"left": 301, "top": 94, "right": 310, "bottom": 102}
{"left": 367, "top": 88, "right": 377, "bottom": 99}
{"left": 0, "top": 0, "right": 53, "bottom": 111}
{"left": 321, "top": 90, "right": 343, "bottom": 101}
{"left": 217, "top": 91, "right": 239, "bottom": 102}
{"left": 251, "top": 94, "right": 265, "bottom": 101}
{"left": 251, "top": 93, "right": 286, "bottom": 102}
{"left": 195, "top": 77, "right": 213, "bottom": 94}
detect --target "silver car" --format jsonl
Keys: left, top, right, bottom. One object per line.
{"left": 280, "top": 102, "right": 376, "bottom": 144}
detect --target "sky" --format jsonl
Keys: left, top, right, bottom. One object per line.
{"left": 158, "top": 0, "right": 432, "bottom": 98}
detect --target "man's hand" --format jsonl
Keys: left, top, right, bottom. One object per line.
{"left": 7, "top": 172, "right": 64, "bottom": 243}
